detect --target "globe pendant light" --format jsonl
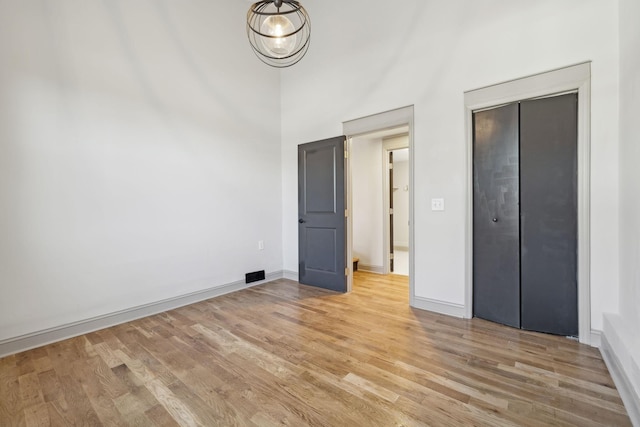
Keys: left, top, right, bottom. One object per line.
{"left": 247, "top": 0, "right": 310, "bottom": 68}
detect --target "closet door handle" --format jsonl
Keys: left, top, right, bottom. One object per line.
{"left": 492, "top": 218, "right": 498, "bottom": 222}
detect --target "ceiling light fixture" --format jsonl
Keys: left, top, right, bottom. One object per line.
{"left": 247, "top": 0, "right": 310, "bottom": 68}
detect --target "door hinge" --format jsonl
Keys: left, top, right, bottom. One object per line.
{"left": 344, "top": 149, "right": 348, "bottom": 159}
{"left": 389, "top": 208, "right": 394, "bottom": 215}
{"left": 345, "top": 267, "right": 349, "bottom": 276}
{"left": 389, "top": 163, "right": 393, "bottom": 170}
{"left": 390, "top": 253, "right": 394, "bottom": 260}
{"left": 345, "top": 209, "right": 348, "bottom": 218}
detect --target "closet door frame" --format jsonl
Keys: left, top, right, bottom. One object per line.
{"left": 463, "top": 62, "right": 592, "bottom": 345}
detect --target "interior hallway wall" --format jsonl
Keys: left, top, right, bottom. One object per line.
{"left": 351, "top": 137, "right": 384, "bottom": 271}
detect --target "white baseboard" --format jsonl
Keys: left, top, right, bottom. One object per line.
{"left": 283, "top": 270, "right": 298, "bottom": 281}
{"left": 0, "top": 271, "right": 285, "bottom": 358}
{"left": 590, "top": 329, "right": 602, "bottom": 348}
{"left": 600, "top": 333, "right": 640, "bottom": 426}
{"left": 359, "top": 264, "right": 385, "bottom": 274}
{"left": 412, "top": 296, "right": 466, "bottom": 318}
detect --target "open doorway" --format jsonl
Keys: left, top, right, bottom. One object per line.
{"left": 350, "top": 129, "right": 408, "bottom": 276}
{"left": 343, "top": 105, "right": 415, "bottom": 299}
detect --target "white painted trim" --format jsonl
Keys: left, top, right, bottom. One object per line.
{"left": 590, "top": 330, "right": 602, "bottom": 348}
{"left": 343, "top": 106, "right": 415, "bottom": 137}
{"left": 413, "top": 296, "right": 466, "bottom": 318}
{"left": 283, "top": 270, "right": 299, "bottom": 281}
{"left": 358, "top": 264, "right": 385, "bottom": 274}
{"left": 463, "top": 62, "right": 592, "bottom": 345}
{"left": 600, "top": 334, "right": 640, "bottom": 426}
{"left": 383, "top": 136, "right": 409, "bottom": 275}
{"left": 346, "top": 137, "right": 354, "bottom": 292}
{"left": 0, "top": 271, "right": 285, "bottom": 358}
{"left": 343, "top": 106, "right": 416, "bottom": 306}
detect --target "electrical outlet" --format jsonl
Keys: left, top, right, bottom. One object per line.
{"left": 431, "top": 198, "right": 445, "bottom": 211}
{"left": 258, "top": 240, "right": 264, "bottom": 250}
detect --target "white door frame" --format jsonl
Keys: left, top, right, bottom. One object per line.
{"left": 463, "top": 62, "right": 593, "bottom": 345}
{"left": 383, "top": 137, "right": 409, "bottom": 274}
{"left": 343, "top": 106, "right": 415, "bottom": 301}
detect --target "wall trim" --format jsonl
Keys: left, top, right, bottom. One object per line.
{"left": 283, "top": 270, "right": 299, "bottom": 281}
{"left": 0, "top": 271, "right": 285, "bottom": 358}
{"left": 463, "top": 62, "right": 593, "bottom": 345}
{"left": 343, "top": 106, "right": 415, "bottom": 137}
{"left": 600, "top": 334, "right": 640, "bottom": 426}
{"left": 590, "top": 330, "right": 602, "bottom": 348}
{"left": 413, "top": 296, "right": 466, "bottom": 318}
{"left": 383, "top": 136, "right": 410, "bottom": 275}
{"left": 358, "top": 264, "right": 385, "bottom": 274}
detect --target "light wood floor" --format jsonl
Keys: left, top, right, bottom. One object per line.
{"left": 0, "top": 272, "right": 631, "bottom": 426}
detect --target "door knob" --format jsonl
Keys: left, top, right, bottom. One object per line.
{"left": 299, "top": 218, "right": 306, "bottom": 223}
{"left": 492, "top": 218, "right": 498, "bottom": 222}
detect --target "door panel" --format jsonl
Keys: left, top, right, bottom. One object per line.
{"left": 520, "top": 94, "right": 578, "bottom": 336}
{"left": 473, "top": 103, "right": 521, "bottom": 328}
{"left": 304, "top": 228, "right": 337, "bottom": 272}
{"left": 298, "top": 136, "right": 347, "bottom": 292}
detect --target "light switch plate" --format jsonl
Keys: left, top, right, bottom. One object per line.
{"left": 431, "top": 198, "right": 445, "bottom": 211}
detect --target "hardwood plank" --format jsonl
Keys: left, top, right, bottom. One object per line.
{"left": 49, "top": 374, "right": 102, "bottom": 426}
{"left": 343, "top": 372, "right": 400, "bottom": 403}
{"left": 23, "top": 403, "right": 49, "bottom": 427}
{"left": 145, "top": 403, "right": 181, "bottom": 426}
{"left": 114, "top": 349, "right": 204, "bottom": 427}
{"left": 18, "top": 373, "right": 44, "bottom": 408}
{"left": 43, "top": 402, "right": 69, "bottom": 427}
{"left": 30, "top": 357, "right": 52, "bottom": 374}
{"left": 78, "top": 357, "right": 128, "bottom": 426}
{"left": 0, "top": 363, "right": 25, "bottom": 426}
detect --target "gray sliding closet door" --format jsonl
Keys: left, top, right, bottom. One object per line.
{"left": 473, "top": 103, "right": 521, "bottom": 328}
{"left": 520, "top": 94, "right": 578, "bottom": 336}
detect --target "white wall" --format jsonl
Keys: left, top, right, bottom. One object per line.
{"left": 604, "top": 0, "right": 640, "bottom": 411}
{"left": 280, "top": 0, "right": 619, "bottom": 331}
{"left": 393, "top": 155, "right": 410, "bottom": 248}
{"left": 0, "top": 1, "right": 282, "bottom": 341}
{"left": 352, "top": 137, "right": 384, "bottom": 270}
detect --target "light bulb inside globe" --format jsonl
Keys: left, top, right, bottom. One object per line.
{"left": 260, "top": 15, "right": 296, "bottom": 58}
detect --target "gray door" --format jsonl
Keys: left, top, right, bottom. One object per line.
{"left": 298, "top": 136, "right": 347, "bottom": 292}
{"left": 520, "top": 94, "right": 578, "bottom": 336}
{"left": 473, "top": 95, "right": 578, "bottom": 336}
{"left": 473, "top": 103, "right": 521, "bottom": 328}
